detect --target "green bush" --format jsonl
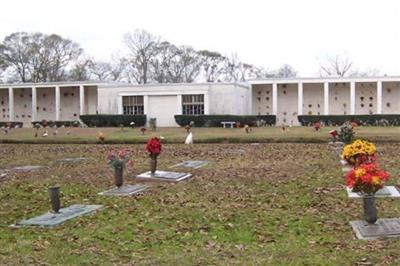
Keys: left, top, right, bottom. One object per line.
{"left": 0, "top": 122, "right": 23, "bottom": 128}
{"left": 174, "top": 115, "right": 276, "bottom": 127}
{"left": 32, "top": 121, "right": 80, "bottom": 128}
{"left": 80, "top": 115, "right": 147, "bottom": 127}
{"left": 298, "top": 115, "right": 400, "bottom": 126}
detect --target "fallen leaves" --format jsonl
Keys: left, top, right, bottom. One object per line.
{"left": 1, "top": 143, "right": 400, "bottom": 264}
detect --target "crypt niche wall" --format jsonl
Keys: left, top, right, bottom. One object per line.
{"left": 355, "top": 82, "right": 377, "bottom": 115}
{"left": 13, "top": 88, "right": 33, "bottom": 124}
{"left": 329, "top": 82, "right": 350, "bottom": 115}
{"left": 302, "top": 83, "right": 324, "bottom": 115}
{"left": 36, "top": 87, "right": 56, "bottom": 121}
{"left": 0, "top": 89, "right": 9, "bottom": 122}
{"left": 276, "top": 83, "right": 298, "bottom": 125}
{"left": 252, "top": 84, "right": 273, "bottom": 115}
{"left": 382, "top": 82, "right": 400, "bottom": 114}
{"left": 59, "top": 86, "right": 80, "bottom": 120}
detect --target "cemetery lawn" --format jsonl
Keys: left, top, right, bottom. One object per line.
{"left": 2, "top": 126, "right": 400, "bottom": 144}
{"left": 2, "top": 143, "right": 400, "bottom": 265}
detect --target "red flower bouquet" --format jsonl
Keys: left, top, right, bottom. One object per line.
{"left": 329, "top": 129, "right": 338, "bottom": 139}
{"left": 345, "top": 163, "right": 390, "bottom": 194}
{"left": 146, "top": 137, "right": 162, "bottom": 157}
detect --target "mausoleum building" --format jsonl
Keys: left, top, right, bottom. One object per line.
{"left": 1, "top": 76, "right": 400, "bottom": 127}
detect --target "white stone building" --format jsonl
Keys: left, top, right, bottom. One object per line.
{"left": 250, "top": 76, "right": 400, "bottom": 125}
{"left": 0, "top": 82, "right": 250, "bottom": 127}
{"left": 1, "top": 76, "right": 400, "bottom": 127}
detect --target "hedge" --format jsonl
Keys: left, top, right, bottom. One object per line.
{"left": 80, "top": 115, "right": 147, "bottom": 127}
{"left": 298, "top": 115, "right": 400, "bottom": 126}
{"left": 0, "top": 122, "right": 23, "bottom": 128}
{"left": 174, "top": 115, "right": 276, "bottom": 127}
{"left": 32, "top": 121, "right": 80, "bottom": 128}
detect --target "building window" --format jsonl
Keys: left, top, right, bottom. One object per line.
{"left": 182, "top": 94, "right": 204, "bottom": 115}
{"left": 123, "top": 96, "right": 144, "bottom": 115}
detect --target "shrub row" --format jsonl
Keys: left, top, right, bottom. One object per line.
{"left": 0, "top": 122, "right": 23, "bottom": 128}
{"left": 32, "top": 121, "right": 80, "bottom": 128}
{"left": 80, "top": 115, "right": 147, "bottom": 127}
{"left": 298, "top": 115, "right": 400, "bottom": 126}
{"left": 174, "top": 115, "right": 276, "bottom": 127}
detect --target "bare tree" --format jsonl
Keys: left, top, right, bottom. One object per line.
{"left": 319, "top": 55, "right": 353, "bottom": 77}
{"left": 151, "top": 41, "right": 179, "bottom": 83}
{"left": 124, "top": 29, "right": 159, "bottom": 84}
{"left": 166, "top": 46, "right": 201, "bottom": 83}
{"left": 198, "top": 50, "right": 225, "bottom": 82}
{"left": 275, "top": 64, "right": 297, "bottom": 78}
{"left": 69, "top": 58, "right": 92, "bottom": 81}
{"left": 0, "top": 32, "right": 82, "bottom": 82}
{"left": 39, "top": 34, "right": 82, "bottom": 81}
{"left": 0, "top": 32, "right": 32, "bottom": 82}
{"left": 108, "top": 55, "right": 127, "bottom": 81}
{"left": 88, "top": 60, "right": 112, "bottom": 81}
{"left": 348, "top": 68, "right": 381, "bottom": 78}
{"left": 223, "top": 54, "right": 260, "bottom": 82}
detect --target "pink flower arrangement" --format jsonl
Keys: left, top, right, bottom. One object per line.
{"left": 106, "top": 148, "right": 133, "bottom": 170}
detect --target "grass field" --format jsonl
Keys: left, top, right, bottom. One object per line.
{"left": 1, "top": 143, "right": 400, "bottom": 264}
{"left": 2, "top": 126, "right": 400, "bottom": 144}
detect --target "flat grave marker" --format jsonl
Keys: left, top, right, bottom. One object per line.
{"left": 58, "top": 157, "right": 89, "bottom": 163}
{"left": 11, "top": 165, "right": 43, "bottom": 172}
{"left": 346, "top": 186, "right": 400, "bottom": 198}
{"left": 12, "top": 204, "right": 102, "bottom": 228}
{"left": 351, "top": 218, "right": 400, "bottom": 240}
{"left": 99, "top": 184, "right": 148, "bottom": 196}
{"left": 228, "top": 149, "right": 246, "bottom": 155}
{"left": 171, "top": 160, "right": 208, "bottom": 169}
{"left": 136, "top": 170, "right": 192, "bottom": 182}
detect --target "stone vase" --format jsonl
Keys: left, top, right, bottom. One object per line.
{"left": 114, "top": 167, "right": 123, "bottom": 187}
{"left": 48, "top": 186, "right": 61, "bottom": 213}
{"left": 150, "top": 155, "right": 158, "bottom": 175}
{"left": 363, "top": 195, "right": 378, "bottom": 224}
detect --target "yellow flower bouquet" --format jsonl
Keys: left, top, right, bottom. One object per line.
{"left": 341, "top": 139, "right": 377, "bottom": 166}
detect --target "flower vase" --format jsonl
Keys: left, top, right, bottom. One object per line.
{"left": 363, "top": 195, "right": 377, "bottom": 224}
{"left": 150, "top": 155, "right": 158, "bottom": 175}
{"left": 48, "top": 186, "right": 61, "bottom": 213}
{"left": 114, "top": 167, "right": 123, "bottom": 187}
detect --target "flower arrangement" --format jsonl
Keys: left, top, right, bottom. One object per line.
{"left": 97, "top": 132, "right": 105, "bottom": 143}
{"left": 146, "top": 137, "right": 162, "bottom": 157}
{"left": 329, "top": 129, "right": 338, "bottom": 141}
{"left": 338, "top": 122, "right": 355, "bottom": 143}
{"left": 42, "top": 120, "right": 48, "bottom": 128}
{"left": 341, "top": 139, "right": 376, "bottom": 166}
{"left": 244, "top": 124, "right": 252, "bottom": 134}
{"left": 345, "top": 163, "right": 390, "bottom": 194}
{"left": 314, "top": 121, "right": 321, "bottom": 131}
{"left": 106, "top": 148, "right": 133, "bottom": 170}
{"left": 146, "top": 137, "right": 162, "bottom": 174}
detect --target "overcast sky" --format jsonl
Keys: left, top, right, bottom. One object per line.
{"left": 1, "top": 0, "right": 399, "bottom": 76}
